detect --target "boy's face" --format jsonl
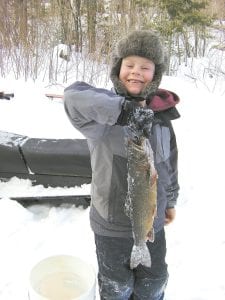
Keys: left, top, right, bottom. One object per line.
{"left": 119, "top": 55, "right": 155, "bottom": 96}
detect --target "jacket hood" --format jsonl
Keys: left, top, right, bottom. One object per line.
{"left": 147, "top": 89, "right": 180, "bottom": 119}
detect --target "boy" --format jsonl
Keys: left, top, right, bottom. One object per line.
{"left": 64, "top": 30, "right": 180, "bottom": 300}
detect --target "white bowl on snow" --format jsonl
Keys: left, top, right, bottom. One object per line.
{"left": 28, "top": 255, "right": 96, "bottom": 300}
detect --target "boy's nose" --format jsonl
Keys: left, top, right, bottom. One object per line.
{"left": 131, "top": 67, "right": 140, "bottom": 75}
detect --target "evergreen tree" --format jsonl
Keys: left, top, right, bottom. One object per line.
{"left": 151, "top": 0, "right": 214, "bottom": 71}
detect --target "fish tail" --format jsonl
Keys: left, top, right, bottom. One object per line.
{"left": 130, "top": 243, "right": 151, "bottom": 269}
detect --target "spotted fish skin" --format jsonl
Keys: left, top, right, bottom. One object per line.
{"left": 126, "top": 137, "right": 157, "bottom": 269}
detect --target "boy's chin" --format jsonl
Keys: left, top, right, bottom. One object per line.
{"left": 126, "top": 88, "right": 142, "bottom": 96}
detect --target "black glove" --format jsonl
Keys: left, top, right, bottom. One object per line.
{"left": 117, "top": 98, "right": 154, "bottom": 140}
{"left": 117, "top": 97, "right": 146, "bottom": 126}
{"left": 116, "top": 99, "right": 138, "bottom": 126}
{"left": 128, "top": 106, "right": 154, "bottom": 140}
{"left": 117, "top": 99, "right": 154, "bottom": 138}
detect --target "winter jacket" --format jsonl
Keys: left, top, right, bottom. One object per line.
{"left": 64, "top": 81, "right": 180, "bottom": 237}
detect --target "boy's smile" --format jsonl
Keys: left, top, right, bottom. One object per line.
{"left": 119, "top": 55, "right": 155, "bottom": 96}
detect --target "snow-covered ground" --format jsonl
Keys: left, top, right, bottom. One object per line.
{"left": 0, "top": 72, "right": 225, "bottom": 300}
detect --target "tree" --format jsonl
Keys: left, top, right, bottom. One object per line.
{"left": 86, "top": 0, "right": 97, "bottom": 53}
{"left": 151, "top": 0, "right": 213, "bottom": 70}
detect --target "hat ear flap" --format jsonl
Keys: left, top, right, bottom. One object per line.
{"left": 141, "top": 62, "right": 167, "bottom": 99}
{"left": 110, "top": 57, "right": 129, "bottom": 96}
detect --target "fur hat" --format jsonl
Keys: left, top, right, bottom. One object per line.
{"left": 110, "top": 30, "right": 167, "bottom": 99}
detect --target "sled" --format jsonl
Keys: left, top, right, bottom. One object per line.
{"left": 1, "top": 195, "right": 91, "bottom": 208}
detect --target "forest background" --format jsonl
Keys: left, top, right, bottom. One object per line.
{"left": 0, "top": 0, "right": 225, "bottom": 89}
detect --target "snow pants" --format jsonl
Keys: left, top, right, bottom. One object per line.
{"left": 94, "top": 229, "right": 168, "bottom": 300}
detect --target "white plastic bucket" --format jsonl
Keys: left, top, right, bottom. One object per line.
{"left": 28, "top": 255, "right": 96, "bottom": 300}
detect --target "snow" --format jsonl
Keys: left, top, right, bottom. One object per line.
{"left": 0, "top": 72, "right": 225, "bottom": 300}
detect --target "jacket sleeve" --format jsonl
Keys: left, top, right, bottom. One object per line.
{"left": 64, "top": 81, "right": 125, "bottom": 139}
{"left": 166, "top": 122, "right": 179, "bottom": 208}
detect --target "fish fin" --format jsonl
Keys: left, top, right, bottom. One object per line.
{"left": 124, "top": 200, "right": 130, "bottom": 218}
{"left": 147, "top": 228, "right": 155, "bottom": 242}
{"left": 130, "top": 243, "right": 151, "bottom": 269}
{"left": 124, "top": 194, "right": 132, "bottom": 218}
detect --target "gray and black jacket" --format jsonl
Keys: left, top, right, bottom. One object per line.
{"left": 64, "top": 81, "right": 180, "bottom": 238}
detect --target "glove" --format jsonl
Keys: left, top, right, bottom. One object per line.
{"left": 128, "top": 106, "right": 154, "bottom": 140}
{"left": 116, "top": 99, "right": 138, "bottom": 126}
{"left": 117, "top": 95, "right": 147, "bottom": 125}
{"left": 117, "top": 99, "right": 154, "bottom": 139}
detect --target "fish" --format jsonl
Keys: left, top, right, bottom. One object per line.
{"left": 125, "top": 136, "right": 157, "bottom": 269}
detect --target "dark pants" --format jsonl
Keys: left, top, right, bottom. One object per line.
{"left": 94, "top": 229, "right": 168, "bottom": 300}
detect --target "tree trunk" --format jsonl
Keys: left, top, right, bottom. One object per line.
{"left": 72, "top": 0, "right": 82, "bottom": 51}
{"left": 86, "top": 0, "right": 97, "bottom": 53}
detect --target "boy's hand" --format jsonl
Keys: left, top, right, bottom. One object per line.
{"left": 117, "top": 100, "right": 153, "bottom": 134}
{"left": 129, "top": 106, "right": 154, "bottom": 139}
{"left": 165, "top": 208, "right": 176, "bottom": 225}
